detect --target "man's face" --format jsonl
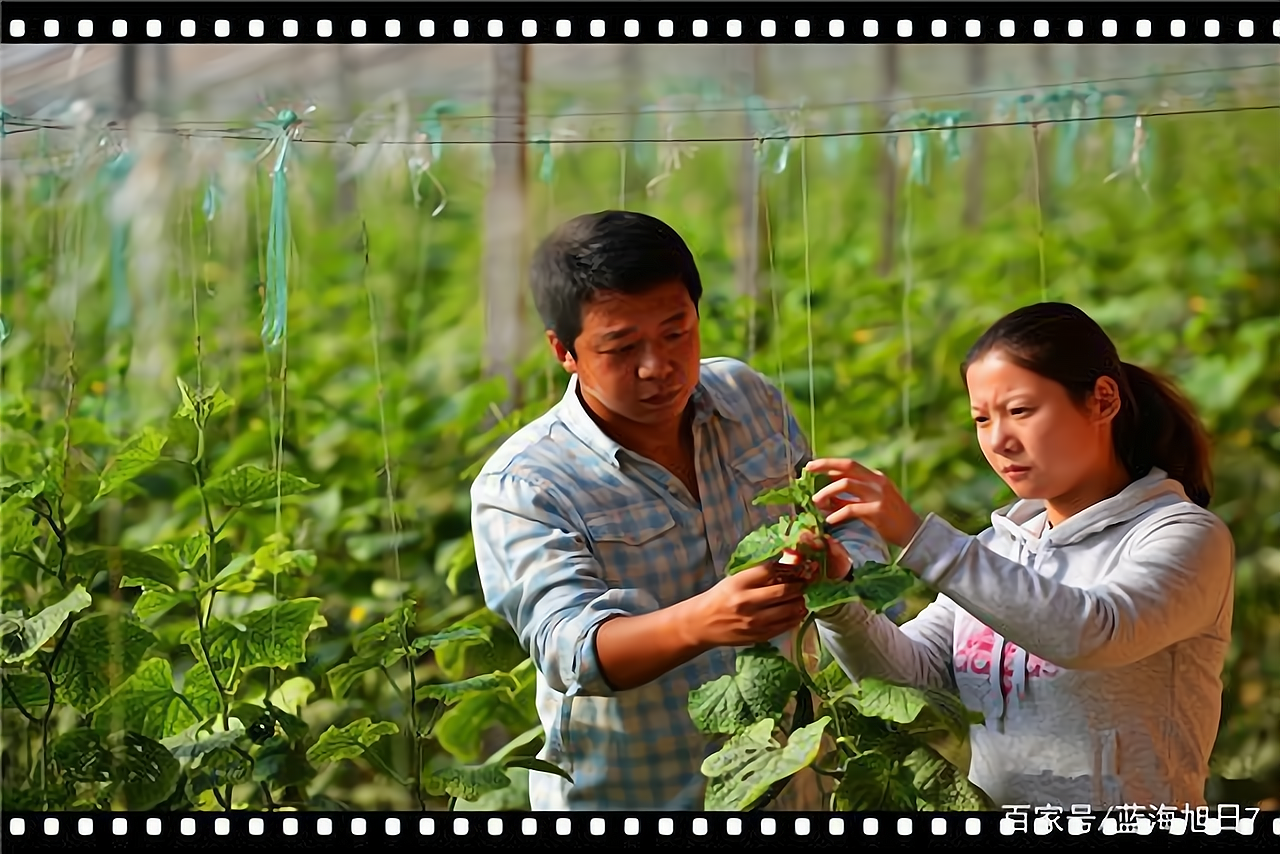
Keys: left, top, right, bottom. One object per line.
{"left": 549, "top": 280, "right": 701, "bottom": 427}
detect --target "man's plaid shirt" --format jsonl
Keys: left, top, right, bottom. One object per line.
{"left": 471, "top": 356, "right": 890, "bottom": 810}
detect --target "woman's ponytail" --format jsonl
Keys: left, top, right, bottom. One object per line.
{"left": 1116, "top": 362, "right": 1213, "bottom": 508}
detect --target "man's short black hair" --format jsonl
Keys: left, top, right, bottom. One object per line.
{"left": 530, "top": 210, "right": 702, "bottom": 356}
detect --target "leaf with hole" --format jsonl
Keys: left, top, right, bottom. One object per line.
{"left": 700, "top": 716, "right": 830, "bottom": 811}
{"left": 2, "top": 585, "right": 92, "bottom": 664}
{"left": 110, "top": 731, "right": 183, "bottom": 811}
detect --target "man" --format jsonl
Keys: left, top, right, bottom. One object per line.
{"left": 470, "top": 211, "right": 891, "bottom": 810}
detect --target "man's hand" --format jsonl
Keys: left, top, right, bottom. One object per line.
{"left": 790, "top": 530, "right": 854, "bottom": 581}
{"left": 684, "top": 564, "right": 810, "bottom": 648}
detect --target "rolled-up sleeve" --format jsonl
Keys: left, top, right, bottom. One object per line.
{"left": 470, "top": 471, "right": 661, "bottom": 697}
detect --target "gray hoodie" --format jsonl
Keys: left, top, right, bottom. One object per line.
{"left": 816, "top": 468, "right": 1236, "bottom": 810}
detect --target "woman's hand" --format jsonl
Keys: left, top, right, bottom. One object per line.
{"left": 805, "top": 458, "right": 925, "bottom": 549}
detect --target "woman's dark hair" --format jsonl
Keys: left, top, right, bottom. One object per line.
{"left": 961, "top": 302, "right": 1213, "bottom": 508}
{"left": 529, "top": 210, "right": 702, "bottom": 357}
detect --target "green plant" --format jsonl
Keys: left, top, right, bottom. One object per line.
{"left": 0, "top": 378, "right": 564, "bottom": 812}
{"left": 687, "top": 474, "right": 995, "bottom": 811}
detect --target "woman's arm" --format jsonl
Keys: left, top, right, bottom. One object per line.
{"left": 898, "top": 508, "right": 1235, "bottom": 670}
{"left": 814, "top": 595, "right": 959, "bottom": 690}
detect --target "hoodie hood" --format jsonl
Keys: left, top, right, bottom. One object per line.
{"left": 989, "top": 467, "right": 1188, "bottom": 550}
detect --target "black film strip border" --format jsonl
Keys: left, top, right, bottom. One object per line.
{"left": 2, "top": 3, "right": 1280, "bottom": 44}
{"left": 2, "top": 810, "right": 1279, "bottom": 848}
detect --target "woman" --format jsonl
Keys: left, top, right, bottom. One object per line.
{"left": 804, "top": 302, "right": 1235, "bottom": 811}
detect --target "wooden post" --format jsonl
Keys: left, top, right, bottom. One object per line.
{"left": 483, "top": 45, "right": 530, "bottom": 413}
{"left": 119, "top": 45, "right": 140, "bottom": 120}
{"left": 876, "top": 43, "right": 899, "bottom": 277}
{"left": 963, "top": 44, "right": 988, "bottom": 230}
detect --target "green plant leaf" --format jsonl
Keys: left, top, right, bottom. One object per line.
{"left": 2, "top": 585, "right": 92, "bottom": 664}
{"left": 410, "top": 625, "right": 490, "bottom": 653}
{"left": 253, "top": 737, "right": 318, "bottom": 788}
{"left": 433, "top": 610, "right": 525, "bottom": 681}
{"left": 1, "top": 673, "right": 50, "bottom": 709}
{"left": 48, "top": 729, "right": 113, "bottom": 783}
{"left": 134, "top": 589, "right": 194, "bottom": 621}
{"left": 352, "top": 601, "right": 416, "bottom": 658}
{"left": 433, "top": 692, "right": 503, "bottom": 762}
{"left": 422, "top": 764, "right": 512, "bottom": 801}
{"left": 180, "top": 621, "right": 242, "bottom": 692}
{"left": 202, "top": 465, "right": 319, "bottom": 507}
{"left": 503, "top": 756, "right": 573, "bottom": 783}
{"left": 725, "top": 518, "right": 805, "bottom": 575}
{"left": 175, "top": 379, "right": 234, "bottom": 425}
{"left": 68, "top": 548, "right": 180, "bottom": 591}
{"left": 803, "top": 562, "right": 915, "bottom": 613}
{"left": 832, "top": 752, "right": 919, "bottom": 811}
{"left": 238, "top": 598, "right": 325, "bottom": 670}
{"left": 415, "top": 672, "right": 517, "bottom": 705}
{"left": 903, "top": 746, "right": 996, "bottom": 810}
{"left": 486, "top": 726, "right": 545, "bottom": 765}
{"left": 161, "top": 724, "right": 245, "bottom": 763}
{"left": 182, "top": 598, "right": 322, "bottom": 690}
{"left": 325, "top": 656, "right": 388, "bottom": 701}
{"left": 91, "top": 658, "right": 202, "bottom": 739}
{"left": 180, "top": 662, "right": 222, "bottom": 721}
{"left": 110, "top": 731, "right": 182, "bottom": 810}
{"left": 752, "top": 482, "right": 810, "bottom": 507}
{"left": 700, "top": 716, "right": 830, "bottom": 810}
{"left": 688, "top": 643, "right": 802, "bottom": 735}
{"left": 307, "top": 718, "right": 399, "bottom": 763}
{"left": 51, "top": 614, "right": 156, "bottom": 713}
{"left": 851, "top": 678, "right": 980, "bottom": 741}
{"left": 95, "top": 427, "right": 167, "bottom": 500}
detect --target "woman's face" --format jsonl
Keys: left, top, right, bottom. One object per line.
{"left": 965, "top": 350, "right": 1118, "bottom": 503}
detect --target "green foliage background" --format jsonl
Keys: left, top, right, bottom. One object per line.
{"left": 1, "top": 79, "right": 1278, "bottom": 810}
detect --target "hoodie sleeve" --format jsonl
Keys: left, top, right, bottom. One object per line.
{"left": 895, "top": 509, "right": 1235, "bottom": 671}
{"left": 814, "top": 595, "right": 959, "bottom": 690}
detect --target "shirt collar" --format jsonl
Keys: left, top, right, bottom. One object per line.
{"left": 557, "top": 369, "right": 746, "bottom": 467}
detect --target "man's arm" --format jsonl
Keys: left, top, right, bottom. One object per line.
{"left": 472, "top": 471, "right": 805, "bottom": 695}
{"left": 471, "top": 471, "right": 712, "bottom": 696}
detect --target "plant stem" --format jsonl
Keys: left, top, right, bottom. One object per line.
{"left": 3, "top": 551, "right": 49, "bottom": 572}
{"left": 191, "top": 431, "right": 235, "bottom": 812}
{"left": 1, "top": 678, "right": 40, "bottom": 725}
{"left": 37, "top": 617, "right": 75, "bottom": 809}
{"left": 379, "top": 665, "right": 408, "bottom": 704}
{"left": 366, "top": 748, "right": 411, "bottom": 788}
{"left": 402, "top": 627, "right": 426, "bottom": 810}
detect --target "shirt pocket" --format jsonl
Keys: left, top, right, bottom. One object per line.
{"left": 729, "top": 432, "right": 798, "bottom": 526}
{"left": 582, "top": 501, "right": 678, "bottom": 585}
